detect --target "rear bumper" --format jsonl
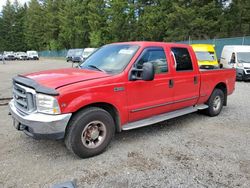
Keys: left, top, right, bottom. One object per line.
{"left": 28, "top": 56, "right": 39, "bottom": 60}
{"left": 9, "top": 100, "right": 72, "bottom": 140}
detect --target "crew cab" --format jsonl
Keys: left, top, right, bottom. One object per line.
{"left": 9, "top": 42, "right": 236, "bottom": 158}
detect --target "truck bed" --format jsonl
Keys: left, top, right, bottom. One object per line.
{"left": 198, "top": 68, "right": 236, "bottom": 105}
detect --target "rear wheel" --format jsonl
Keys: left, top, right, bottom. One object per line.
{"left": 204, "top": 89, "right": 224, "bottom": 117}
{"left": 65, "top": 107, "right": 115, "bottom": 158}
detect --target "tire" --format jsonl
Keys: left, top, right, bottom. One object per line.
{"left": 204, "top": 89, "right": 224, "bottom": 117}
{"left": 65, "top": 107, "right": 115, "bottom": 158}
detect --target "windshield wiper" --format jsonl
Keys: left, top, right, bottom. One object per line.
{"left": 87, "top": 65, "right": 105, "bottom": 72}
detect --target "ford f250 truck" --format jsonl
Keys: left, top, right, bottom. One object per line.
{"left": 9, "top": 42, "right": 236, "bottom": 158}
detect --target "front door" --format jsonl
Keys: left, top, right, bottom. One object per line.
{"left": 126, "top": 47, "right": 174, "bottom": 122}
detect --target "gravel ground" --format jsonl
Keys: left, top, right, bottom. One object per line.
{"left": 0, "top": 60, "right": 249, "bottom": 187}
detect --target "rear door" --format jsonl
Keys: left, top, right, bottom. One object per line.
{"left": 170, "top": 47, "right": 200, "bottom": 111}
{"left": 126, "top": 46, "right": 174, "bottom": 122}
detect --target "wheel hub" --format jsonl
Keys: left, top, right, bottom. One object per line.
{"left": 213, "top": 96, "right": 221, "bottom": 111}
{"left": 81, "top": 120, "right": 107, "bottom": 149}
{"left": 87, "top": 126, "right": 100, "bottom": 140}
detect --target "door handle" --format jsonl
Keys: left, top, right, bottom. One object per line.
{"left": 169, "top": 79, "right": 174, "bottom": 88}
{"left": 194, "top": 76, "right": 198, "bottom": 84}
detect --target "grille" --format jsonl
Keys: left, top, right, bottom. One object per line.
{"left": 13, "top": 82, "right": 36, "bottom": 113}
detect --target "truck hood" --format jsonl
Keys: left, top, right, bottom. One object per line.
{"left": 23, "top": 68, "right": 110, "bottom": 89}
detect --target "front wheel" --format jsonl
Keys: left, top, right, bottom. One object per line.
{"left": 204, "top": 89, "right": 224, "bottom": 117}
{"left": 65, "top": 107, "right": 115, "bottom": 158}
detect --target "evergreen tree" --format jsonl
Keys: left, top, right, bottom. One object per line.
{"left": 24, "top": 0, "right": 46, "bottom": 50}
{"left": 0, "top": 0, "right": 250, "bottom": 51}
{"left": 87, "top": 0, "right": 107, "bottom": 47}
{"left": 58, "top": 0, "right": 90, "bottom": 49}
{"left": 1, "top": 0, "right": 17, "bottom": 51}
{"left": 43, "top": 0, "right": 61, "bottom": 50}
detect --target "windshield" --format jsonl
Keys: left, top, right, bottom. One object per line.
{"left": 80, "top": 44, "right": 139, "bottom": 73}
{"left": 82, "top": 50, "right": 95, "bottom": 58}
{"left": 67, "top": 49, "right": 75, "bottom": 56}
{"left": 237, "top": 52, "right": 250, "bottom": 63}
{"left": 74, "top": 49, "right": 84, "bottom": 56}
{"left": 31, "top": 52, "right": 37, "bottom": 55}
{"left": 4, "top": 51, "right": 14, "bottom": 55}
{"left": 195, "top": 51, "right": 215, "bottom": 61}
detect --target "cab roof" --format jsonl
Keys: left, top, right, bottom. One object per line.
{"left": 223, "top": 45, "right": 250, "bottom": 52}
{"left": 191, "top": 44, "right": 215, "bottom": 52}
{"left": 110, "top": 41, "right": 191, "bottom": 48}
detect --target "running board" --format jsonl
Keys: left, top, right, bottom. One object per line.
{"left": 122, "top": 104, "right": 208, "bottom": 131}
{"left": 196, "top": 104, "right": 209, "bottom": 110}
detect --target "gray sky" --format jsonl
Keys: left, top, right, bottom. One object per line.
{"left": 0, "top": 0, "right": 30, "bottom": 12}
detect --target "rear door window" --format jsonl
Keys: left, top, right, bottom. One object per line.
{"left": 171, "top": 47, "right": 193, "bottom": 71}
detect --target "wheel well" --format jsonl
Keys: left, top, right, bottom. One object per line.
{"left": 214, "top": 82, "right": 227, "bottom": 106}
{"left": 76, "top": 102, "right": 121, "bottom": 132}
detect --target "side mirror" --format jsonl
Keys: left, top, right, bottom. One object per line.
{"left": 142, "top": 62, "right": 155, "bottom": 81}
{"left": 129, "top": 62, "right": 155, "bottom": 81}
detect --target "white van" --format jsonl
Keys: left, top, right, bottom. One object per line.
{"left": 220, "top": 45, "right": 250, "bottom": 81}
{"left": 27, "top": 50, "right": 39, "bottom": 60}
{"left": 71, "top": 48, "right": 96, "bottom": 63}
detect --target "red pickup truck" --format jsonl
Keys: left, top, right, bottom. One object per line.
{"left": 9, "top": 42, "right": 236, "bottom": 158}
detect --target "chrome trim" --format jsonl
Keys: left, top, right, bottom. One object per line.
{"left": 114, "top": 87, "right": 125, "bottom": 92}
{"left": 9, "top": 100, "right": 71, "bottom": 137}
{"left": 124, "top": 104, "right": 208, "bottom": 130}
{"left": 171, "top": 51, "right": 177, "bottom": 69}
{"left": 124, "top": 106, "right": 200, "bottom": 130}
{"left": 13, "top": 83, "right": 36, "bottom": 114}
{"left": 16, "top": 83, "right": 36, "bottom": 94}
{"left": 131, "top": 96, "right": 199, "bottom": 113}
{"left": 244, "top": 69, "right": 250, "bottom": 74}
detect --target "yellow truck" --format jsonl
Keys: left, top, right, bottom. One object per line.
{"left": 191, "top": 44, "right": 218, "bottom": 67}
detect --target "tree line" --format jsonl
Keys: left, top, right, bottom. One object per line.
{"left": 0, "top": 0, "right": 250, "bottom": 52}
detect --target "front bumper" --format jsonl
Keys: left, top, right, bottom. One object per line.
{"left": 236, "top": 68, "right": 250, "bottom": 81}
{"left": 72, "top": 57, "right": 82, "bottom": 62}
{"left": 20, "top": 56, "right": 27, "bottom": 60}
{"left": 9, "top": 100, "right": 72, "bottom": 139}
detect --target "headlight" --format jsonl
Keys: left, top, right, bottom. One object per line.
{"left": 238, "top": 63, "right": 244, "bottom": 68}
{"left": 36, "top": 94, "right": 61, "bottom": 114}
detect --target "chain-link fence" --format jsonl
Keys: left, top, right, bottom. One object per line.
{"left": 38, "top": 49, "right": 67, "bottom": 57}
{"left": 38, "top": 36, "right": 250, "bottom": 58}
{"left": 178, "top": 36, "right": 250, "bottom": 58}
